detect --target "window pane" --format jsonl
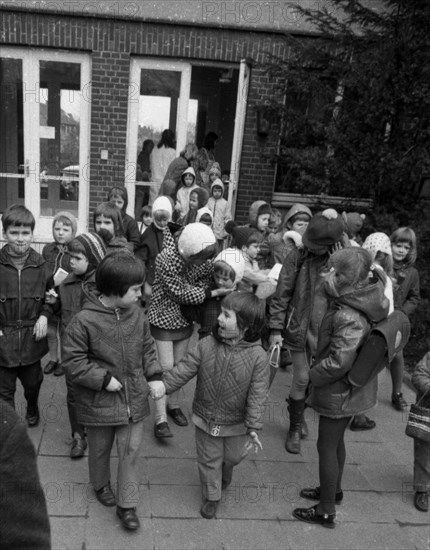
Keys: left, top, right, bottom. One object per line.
{"left": 39, "top": 61, "right": 80, "bottom": 216}
{"left": 0, "top": 57, "right": 25, "bottom": 211}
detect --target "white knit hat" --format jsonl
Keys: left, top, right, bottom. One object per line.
{"left": 178, "top": 222, "right": 216, "bottom": 259}
{"left": 152, "top": 196, "right": 173, "bottom": 218}
{"left": 214, "top": 247, "right": 245, "bottom": 284}
{"left": 362, "top": 232, "right": 392, "bottom": 260}
{"left": 196, "top": 206, "right": 213, "bottom": 223}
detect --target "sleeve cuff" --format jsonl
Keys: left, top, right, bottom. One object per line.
{"left": 147, "top": 373, "right": 163, "bottom": 382}
{"left": 102, "top": 373, "right": 113, "bottom": 388}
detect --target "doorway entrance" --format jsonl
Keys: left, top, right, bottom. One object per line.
{"left": 126, "top": 58, "right": 249, "bottom": 221}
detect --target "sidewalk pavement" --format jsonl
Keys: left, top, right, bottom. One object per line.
{"left": 17, "top": 357, "right": 429, "bottom": 550}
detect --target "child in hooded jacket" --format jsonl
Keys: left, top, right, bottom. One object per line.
{"left": 135, "top": 196, "right": 175, "bottom": 306}
{"left": 181, "top": 247, "right": 245, "bottom": 339}
{"left": 183, "top": 187, "right": 210, "bottom": 226}
{"left": 42, "top": 211, "right": 77, "bottom": 376}
{"left": 207, "top": 179, "right": 232, "bottom": 248}
{"left": 390, "top": 227, "right": 420, "bottom": 409}
{"left": 272, "top": 204, "right": 312, "bottom": 265}
{"left": 293, "top": 247, "right": 389, "bottom": 529}
{"left": 108, "top": 186, "right": 141, "bottom": 251}
{"left": 175, "top": 167, "right": 198, "bottom": 223}
{"left": 159, "top": 291, "right": 269, "bottom": 519}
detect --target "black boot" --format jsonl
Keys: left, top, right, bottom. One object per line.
{"left": 285, "top": 397, "right": 306, "bottom": 454}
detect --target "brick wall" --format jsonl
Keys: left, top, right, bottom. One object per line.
{"left": 0, "top": 9, "right": 294, "bottom": 224}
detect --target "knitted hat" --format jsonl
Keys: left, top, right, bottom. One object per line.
{"left": 191, "top": 187, "right": 210, "bottom": 209}
{"left": 362, "top": 232, "right": 392, "bottom": 261}
{"left": 225, "top": 222, "right": 262, "bottom": 249}
{"left": 208, "top": 165, "right": 222, "bottom": 178}
{"left": 152, "top": 196, "right": 173, "bottom": 218}
{"left": 342, "top": 211, "right": 365, "bottom": 238}
{"left": 302, "top": 209, "right": 344, "bottom": 251}
{"left": 177, "top": 222, "right": 216, "bottom": 259}
{"left": 196, "top": 206, "right": 213, "bottom": 223}
{"left": 53, "top": 211, "right": 77, "bottom": 237}
{"left": 248, "top": 200, "right": 272, "bottom": 227}
{"left": 214, "top": 248, "right": 245, "bottom": 284}
{"left": 73, "top": 233, "right": 106, "bottom": 267}
{"left": 284, "top": 203, "right": 312, "bottom": 227}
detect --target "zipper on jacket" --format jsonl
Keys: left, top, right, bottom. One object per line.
{"left": 116, "top": 308, "right": 131, "bottom": 418}
{"left": 210, "top": 344, "right": 233, "bottom": 428}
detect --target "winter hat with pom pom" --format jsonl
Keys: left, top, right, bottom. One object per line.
{"left": 302, "top": 208, "right": 344, "bottom": 251}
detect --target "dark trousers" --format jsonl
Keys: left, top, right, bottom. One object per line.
{"left": 317, "top": 415, "right": 351, "bottom": 515}
{"left": 65, "top": 372, "right": 85, "bottom": 438}
{"left": 0, "top": 361, "right": 43, "bottom": 410}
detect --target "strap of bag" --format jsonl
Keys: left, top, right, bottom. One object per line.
{"left": 269, "top": 344, "right": 281, "bottom": 368}
{"left": 415, "top": 386, "right": 430, "bottom": 408}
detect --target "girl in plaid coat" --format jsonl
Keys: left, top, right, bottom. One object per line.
{"left": 147, "top": 223, "right": 230, "bottom": 439}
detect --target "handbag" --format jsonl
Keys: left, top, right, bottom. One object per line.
{"left": 405, "top": 387, "right": 430, "bottom": 442}
{"left": 268, "top": 344, "right": 281, "bottom": 388}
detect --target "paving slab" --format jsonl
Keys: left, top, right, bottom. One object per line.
{"left": 49, "top": 517, "right": 87, "bottom": 550}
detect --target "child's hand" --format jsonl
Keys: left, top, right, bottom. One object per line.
{"left": 211, "top": 288, "right": 234, "bottom": 298}
{"left": 106, "top": 377, "right": 123, "bottom": 392}
{"left": 33, "top": 316, "right": 48, "bottom": 341}
{"left": 245, "top": 431, "right": 263, "bottom": 454}
{"left": 149, "top": 380, "right": 166, "bottom": 400}
{"left": 45, "top": 290, "right": 58, "bottom": 304}
{"left": 269, "top": 333, "right": 283, "bottom": 348}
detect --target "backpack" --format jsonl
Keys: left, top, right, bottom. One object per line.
{"left": 347, "top": 310, "right": 411, "bottom": 388}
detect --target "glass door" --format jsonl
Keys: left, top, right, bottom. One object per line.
{"left": 0, "top": 48, "right": 91, "bottom": 240}
{"left": 126, "top": 59, "right": 191, "bottom": 219}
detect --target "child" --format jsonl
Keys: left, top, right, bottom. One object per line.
{"left": 42, "top": 211, "right": 77, "bottom": 376}
{"left": 226, "top": 223, "right": 272, "bottom": 293}
{"left": 54, "top": 233, "right": 107, "bottom": 459}
{"left": 183, "top": 187, "right": 210, "bottom": 226}
{"left": 207, "top": 179, "right": 232, "bottom": 248}
{"left": 181, "top": 247, "right": 245, "bottom": 339}
{"left": 135, "top": 196, "right": 175, "bottom": 306}
{"left": 350, "top": 231, "right": 395, "bottom": 431}
{"left": 269, "top": 209, "right": 345, "bottom": 453}
{"left": 208, "top": 164, "right": 222, "bottom": 184}
{"left": 410, "top": 351, "right": 430, "bottom": 512}
{"left": 0, "top": 205, "right": 52, "bottom": 427}
{"left": 147, "top": 223, "right": 223, "bottom": 439}
{"left": 62, "top": 253, "right": 163, "bottom": 532}
{"left": 196, "top": 206, "right": 213, "bottom": 227}
{"left": 390, "top": 227, "right": 421, "bottom": 410}
{"left": 140, "top": 205, "right": 152, "bottom": 235}
{"left": 107, "top": 186, "right": 141, "bottom": 251}
{"left": 268, "top": 207, "right": 283, "bottom": 235}
{"left": 160, "top": 291, "right": 269, "bottom": 519}
{"left": 94, "top": 202, "right": 133, "bottom": 253}
{"left": 272, "top": 203, "right": 312, "bottom": 264}
{"left": 175, "top": 167, "right": 198, "bottom": 223}
{"left": 293, "top": 247, "right": 389, "bottom": 529}
{"left": 248, "top": 200, "right": 272, "bottom": 269}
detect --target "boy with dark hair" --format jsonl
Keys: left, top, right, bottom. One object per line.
{"left": 62, "top": 252, "right": 163, "bottom": 531}
{"left": 0, "top": 204, "right": 52, "bottom": 427}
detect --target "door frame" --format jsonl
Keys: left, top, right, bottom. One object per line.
{"left": 0, "top": 47, "right": 91, "bottom": 240}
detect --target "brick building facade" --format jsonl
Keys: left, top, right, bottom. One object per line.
{"left": 0, "top": 2, "right": 322, "bottom": 239}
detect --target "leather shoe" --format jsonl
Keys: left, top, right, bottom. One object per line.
{"left": 200, "top": 499, "right": 219, "bottom": 519}
{"left": 285, "top": 429, "right": 301, "bottom": 454}
{"left": 26, "top": 406, "right": 40, "bottom": 427}
{"left": 95, "top": 484, "right": 116, "bottom": 507}
{"left": 293, "top": 504, "right": 335, "bottom": 528}
{"left": 392, "top": 392, "right": 408, "bottom": 411}
{"left": 414, "top": 491, "right": 428, "bottom": 512}
{"left": 350, "top": 416, "right": 376, "bottom": 431}
{"left": 154, "top": 421, "right": 173, "bottom": 438}
{"left": 44, "top": 360, "right": 58, "bottom": 374}
{"left": 53, "top": 363, "right": 64, "bottom": 376}
{"left": 300, "top": 486, "right": 343, "bottom": 504}
{"left": 116, "top": 506, "right": 140, "bottom": 530}
{"left": 167, "top": 407, "right": 188, "bottom": 426}
{"left": 70, "top": 436, "right": 87, "bottom": 459}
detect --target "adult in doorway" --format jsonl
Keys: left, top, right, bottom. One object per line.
{"left": 162, "top": 142, "right": 199, "bottom": 193}
{"left": 149, "top": 129, "right": 176, "bottom": 204}
{"left": 196, "top": 131, "right": 220, "bottom": 190}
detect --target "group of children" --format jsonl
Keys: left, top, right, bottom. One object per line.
{"left": 0, "top": 182, "right": 426, "bottom": 532}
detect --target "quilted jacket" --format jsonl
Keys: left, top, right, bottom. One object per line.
{"left": 0, "top": 246, "right": 51, "bottom": 367}
{"left": 62, "top": 287, "right": 162, "bottom": 426}
{"left": 163, "top": 329, "right": 270, "bottom": 431}
{"left": 147, "top": 245, "right": 213, "bottom": 330}
{"left": 392, "top": 263, "right": 420, "bottom": 317}
{"left": 308, "top": 277, "right": 389, "bottom": 418}
{"left": 412, "top": 352, "right": 430, "bottom": 408}
{"left": 269, "top": 247, "right": 330, "bottom": 351}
